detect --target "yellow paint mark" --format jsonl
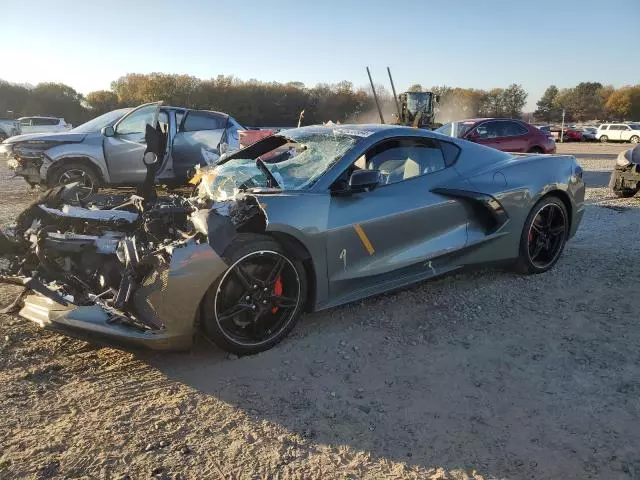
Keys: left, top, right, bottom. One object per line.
{"left": 259, "top": 203, "right": 268, "bottom": 210}
{"left": 353, "top": 223, "right": 375, "bottom": 256}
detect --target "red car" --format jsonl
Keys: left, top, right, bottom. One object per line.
{"left": 435, "top": 118, "right": 556, "bottom": 154}
{"left": 561, "top": 127, "right": 583, "bottom": 142}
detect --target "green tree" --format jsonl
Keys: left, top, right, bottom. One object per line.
{"left": 407, "top": 84, "right": 423, "bottom": 92}
{"left": 85, "top": 90, "right": 119, "bottom": 115}
{"left": 535, "top": 85, "right": 561, "bottom": 122}
{"left": 23, "top": 83, "right": 87, "bottom": 125}
{"left": 0, "top": 81, "right": 30, "bottom": 118}
{"left": 480, "top": 88, "right": 506, "bottom": 117}
{"left": 501, "top": 84, "right": 528, "bottom": 118}
{"left": 553, "top": 82, "right": 605, "bottom": 121}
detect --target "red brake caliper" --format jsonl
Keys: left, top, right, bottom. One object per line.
{"left": 272, "top": 276, "right": 283, "bottom": 314}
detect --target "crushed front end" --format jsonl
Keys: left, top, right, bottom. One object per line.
{"left": 0, "top": 140, "right": 48, "bottom": 186}
{"left": 0, "top": 182, "right": 267, "bottom": 350}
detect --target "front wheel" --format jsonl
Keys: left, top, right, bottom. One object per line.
{"left": 515, "top": 196, "right": 568, "bottom": 274}
{"left": 49, "top": 163, "right": 100, "bottom": 202}
{"left": 600, "top": 135, "right": 609, "bottom": 143}
{"left": 202, "top": 234, "right": 308, "bottom": 355}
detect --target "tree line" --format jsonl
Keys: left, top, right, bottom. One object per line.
{"left": 1, "top": 74, "right": 638, "bottom": 128}
{"left": 534, "top": 82, "right": 640, "bottom": 123}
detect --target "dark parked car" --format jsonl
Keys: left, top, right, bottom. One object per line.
{"left": 435, "top": 118, "right": 556, "bottom": 153}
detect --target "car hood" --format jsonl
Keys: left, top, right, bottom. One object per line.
{"left": 4, "top": 132, "right": 88, "bottom": 144}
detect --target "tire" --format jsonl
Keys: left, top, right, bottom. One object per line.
{"left": 48, "top": 162, "right": 100, "bottom": 202}
{"left": 0, "top": 131, "right": 7, "bottom": 142}
{"left": 613, "top": 188, "right": 639, "bottom": 198}
{"left": 630, "top": 135, "right": 639, "bottom": 144}
{"left": 515, "top": 196, "right": 569, "bottom": 274}
{"left": 600, "top": 135, "right": 609, "bottom": 143}
{"left": 528, "top": 146, "right": 544, "bottom": 154}
{"left": 201, "top": 233, "right": 308, "bottom": 355}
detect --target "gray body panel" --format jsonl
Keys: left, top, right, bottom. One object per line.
{"left": 8, "top": 124, "right": 585, "bottom": 350}
{"left": 252, "top": 125, "right": 585, "bottom": 312}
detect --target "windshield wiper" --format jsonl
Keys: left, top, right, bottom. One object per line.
{"left": 255, "top": 158, "right": 281, "bottom": 189}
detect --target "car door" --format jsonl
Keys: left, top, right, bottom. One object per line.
{"left": 171, "top": 110, "right": 228, "bottom": 179}
{"left": 608, "top": 125, "right": 623, "bottom": 141}
{"left": 40, "top": 118, "right": 60, "bottom": 133}
{"left": 619, "top": 125, "right": 632, "bottom": 142}
{"left": 226, "top": 117, "right": 243, "bottom": 152}
{"left": 103, "top": 102, "right": 162, "bottom": 184}
{"left": 19, "top": 118, "right": 33, "bottom": 134}
{"left": 325, "top": 137, "right": 469, "bottom": 303}
{"left": 496, "top": 120, "right": 530, "bottom": 152}
{"left": 465, "top": 120, "right": 507, "bottom": 151}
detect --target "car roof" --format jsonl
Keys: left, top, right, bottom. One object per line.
{"left": 17, "top": 116, "right": 61, "bottom": 120}
{"left": 279, "top": 123, "right": 416, "bottom": 136}
{"left": 161, "top": 106, "right": 231, "bottom": 119}
{"left": 455, "top": 117, "right": 526, "bottom": 124}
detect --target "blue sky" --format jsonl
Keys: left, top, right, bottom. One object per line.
{"left": 3, "top": 0, "right": 639, "bottom": 110}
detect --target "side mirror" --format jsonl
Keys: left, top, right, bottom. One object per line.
{"left": 101, "top": 125, "right": 115, "bottom": 137}
{"left": 349, "top": 169, "right": 381, "bottom": 193}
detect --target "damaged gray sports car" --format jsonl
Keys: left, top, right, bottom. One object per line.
{"left": 0, "top": 118, "right": 585, "bottom": 354}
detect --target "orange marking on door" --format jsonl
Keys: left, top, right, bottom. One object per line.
{"left": 353, "top": 223, "right": 375, "bottom": 256}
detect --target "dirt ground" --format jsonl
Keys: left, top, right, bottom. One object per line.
{"left": 1, "top": 146, "right": 640, "bottom": 480}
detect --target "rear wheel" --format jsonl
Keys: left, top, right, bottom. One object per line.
{"left": 630, "top": 135, "right": 639, "bottom": 144}
{"left": 600, "top": 135, "right": 609, "bottom": 143}
{"left": 528, "top": 146, "right": 544, "bottom": 154}
{"left": 202, "top": 234, "right": 308, "bottom": 355}
{"left": 515, "top": 196, "right": 568, "bottom": 274}
{"left": 49, "top": 163, "right": 100, "bottom": 202}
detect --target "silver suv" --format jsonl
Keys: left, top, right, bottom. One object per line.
{"left": 0, "top": 102, "right": 244, "bottom": 199}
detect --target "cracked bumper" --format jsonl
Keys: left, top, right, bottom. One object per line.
{"left": 19, "top": 294, "right": 194, "bottom": 350}
{"left": 13, "top": 242, "right": 229, "bottom": 351}
{"left": 6, "top": 157, "right": 45, "bottom": 186}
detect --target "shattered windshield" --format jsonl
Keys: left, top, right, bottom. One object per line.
{"left": 71, "top": 108, "right": 132, "bottom": 134}
{"left": 197, "top": 128, "right": 364, "bottom": 199}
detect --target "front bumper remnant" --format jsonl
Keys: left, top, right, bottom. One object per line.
{"left": 8, "top": 241, "right": 228, "bottom": 351}
{"left": 19, "top": 295, "right": 193, "bottom": 350}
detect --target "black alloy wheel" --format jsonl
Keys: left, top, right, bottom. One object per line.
{"left": 526, "top": 202, "right": 567, "bottom": 270}
{"left": 213, "top": 250, "right": 302, "bottom": 350}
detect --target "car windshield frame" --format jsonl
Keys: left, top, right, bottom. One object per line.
{"left": 197, "top": 127, "right": 366, "bottom": 199}
{"left": 70, "top": 108, "right": 132, "bottom": 134}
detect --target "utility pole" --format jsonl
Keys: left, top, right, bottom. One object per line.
{"left": 560, "top": 109, "right": 565, "bottom": 143}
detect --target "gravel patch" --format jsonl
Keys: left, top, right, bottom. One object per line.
{"left": 0, "top": 157, "right": 639, "bottom": 479}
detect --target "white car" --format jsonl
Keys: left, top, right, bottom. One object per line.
{"left": 17, "top": 116, "right": 72, "bottom": 134}
{"left": 597, "top": 123, "right": 640, "bottom": 144}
